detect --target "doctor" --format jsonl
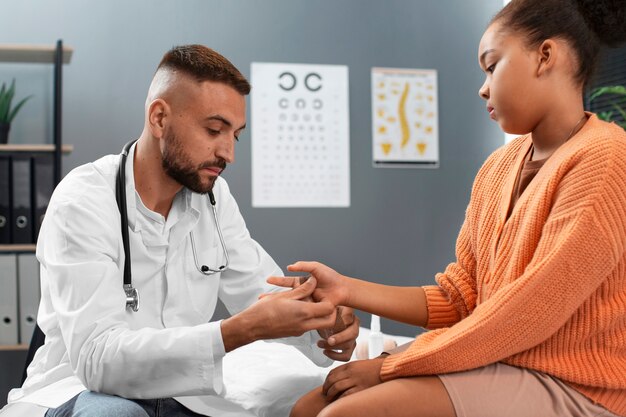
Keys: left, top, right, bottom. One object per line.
{"left": 3, "top": 45, "right": 358, "bottom": 417}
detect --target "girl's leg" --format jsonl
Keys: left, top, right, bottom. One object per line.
{"left": 291, "top": 376, "right": 455, "bottom": 417}
{"left": 290, "top": 387, "right": 330, "bottom": 417}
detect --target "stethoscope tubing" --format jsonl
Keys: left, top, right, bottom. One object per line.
{"left": 118, "top": 141, "right": 138, "bottom": 311}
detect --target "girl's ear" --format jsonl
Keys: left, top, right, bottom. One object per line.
{"left": 536, "top": 39, "right": 557, "bottom": 77}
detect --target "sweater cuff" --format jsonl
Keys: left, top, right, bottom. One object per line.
{"left": 380, "top": 349, "right": 404, "bottom": 381}
{"left": 423, "top": 285, "right": 461, "bottom": 329}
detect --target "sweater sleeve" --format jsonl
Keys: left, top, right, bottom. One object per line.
{"left": 423, "top": 215, "right": 476, "bottom": 329}
{"left": 381, "top": 139, "right": 626, "bottom": 379}
{"left": 421, "top": 146, "right": 509, "bottom": 330}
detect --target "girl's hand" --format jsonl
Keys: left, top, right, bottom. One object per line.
{"left": 280, "top": 261, "right": 351, "bottom": 307}
{"left": 322, "top": 357, "right": 385, "bottom": 401}
{"left": 264, "top": 275, "right": 312, "bottom": 295}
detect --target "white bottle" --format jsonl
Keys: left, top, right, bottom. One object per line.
{"left": 368, "top": 314, "right": 384, "bottom": 359}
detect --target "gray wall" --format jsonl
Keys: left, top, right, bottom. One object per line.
{"left": 1, "top": 0, "right": 504, "bottom": 339}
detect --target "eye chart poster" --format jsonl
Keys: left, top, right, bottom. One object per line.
{"left": 372, "top": 68, "right": 439, "bottom": 168}
{"left": 251, "top": 63, "right": 350, "bottom": 207}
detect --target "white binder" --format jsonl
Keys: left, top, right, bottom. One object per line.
{"left": 0, "top": 254, "right": 18, "bottom": 345}
{"left": 17, "top": 253, "right": 40, "bottom": 345}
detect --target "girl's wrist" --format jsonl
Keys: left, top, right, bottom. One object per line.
{"left": 341, "top": 276, "right": 357, "bottom": 308}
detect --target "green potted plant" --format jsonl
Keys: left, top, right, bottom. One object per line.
{"left": 0, "top": 78, "right": 33, "bottom": 144}
{"left": 589, "top": 85, "right": 626, "bottom": 130}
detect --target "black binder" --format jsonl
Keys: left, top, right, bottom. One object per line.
{"left": 32, "top": 154, "right": 55, "bottom": 241}
{"left": 0, "top": 156, "right": 11, "bottom": 243}
{"left": 11, "top": 156, "right": 33, "bottom": 244}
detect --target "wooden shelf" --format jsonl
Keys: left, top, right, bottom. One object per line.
{"left": 0, "top": 345, "right": 28, "bottom": 351}
{"left": 0, "top": 144, "right": 73, "bottom": 153}
{"left": 0, "top": 44, "right": 73, "bottom": 64}
{"left": 0, "top": 244, "right": 36, "bottom": 253}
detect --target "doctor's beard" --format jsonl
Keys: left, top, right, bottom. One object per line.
{"left": 161, "top": 130, "right": 227, "bottom": 194}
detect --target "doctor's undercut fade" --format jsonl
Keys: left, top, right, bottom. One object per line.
{"left": 157, "top": 44, "right": 251, "bottom": 95}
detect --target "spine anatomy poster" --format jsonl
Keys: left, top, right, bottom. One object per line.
{"left": 251, "top": 62, "right": 350, "bottom": 207}
{"left": 371, "top": 67, "right": 439, "bottom": 168}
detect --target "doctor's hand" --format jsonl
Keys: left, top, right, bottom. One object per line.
{"left": 317, "top": 306, "right": 359, "bottom": 362}
{"left": 221, "top": 277, "right": 337, "bottom": 352}
{"left": 268, "top": 261, "right": 350, "bottom": 307}
{"left": 266, "top": 273, "right": 359, "bottom": 361}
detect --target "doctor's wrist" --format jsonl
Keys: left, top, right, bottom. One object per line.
{"left": 220, "top": 313, "right": 258, "bottom": 353}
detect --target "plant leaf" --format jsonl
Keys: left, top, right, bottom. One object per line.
{"left": 0, "top": 78, "right": 32, "bottom": 123}
{"left": 6, "top": 79, "right": 16, "bottom": 103}
{"left": 0, "top": 91, "right": 9, "bottom": 121}
{"left": 0, "top": 80, "right": 14, "bottom": 122}
{"left": 597, "top": 111, "right": 613, "bottom": 122}
{"left": 611, "top": 102, "right": 626, "bottom": 123}
{"left": 589, "top": 85, "right": 626, "bottom": 101}
{"left": 7, "top": 95, "right": 32, "bottom": 123}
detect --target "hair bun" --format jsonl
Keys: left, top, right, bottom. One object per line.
{"left": 574, "top": 0, "right": 626, "bottom": 46}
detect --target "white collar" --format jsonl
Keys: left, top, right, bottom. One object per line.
{"left": 122, "top": 143, "right": 200, "bottom": 245}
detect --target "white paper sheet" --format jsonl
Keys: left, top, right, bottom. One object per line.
{"left": 251, "top": 62, "right": 350, "bottom": 207}
{"left": 371, "top": 67, "right": 439, "bottom": 168}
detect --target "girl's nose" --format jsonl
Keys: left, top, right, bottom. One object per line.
{"left": 478, "top": 80, "right": 489, "bottom": 100}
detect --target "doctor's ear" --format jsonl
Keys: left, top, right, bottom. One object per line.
{"left": 147, "top": 98, "right": 169, "bottom": 138}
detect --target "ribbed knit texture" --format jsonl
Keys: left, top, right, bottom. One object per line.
{"left": 380, "top": 115, "right": 626, "bottom": 416}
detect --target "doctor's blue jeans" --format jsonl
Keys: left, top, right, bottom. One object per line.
{"left": 45, "top": 391, "right": 208, "bottom": 417}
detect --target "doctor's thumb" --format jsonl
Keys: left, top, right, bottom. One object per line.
{"left": 291, "top": 276, "right": 317, "bottom": 299}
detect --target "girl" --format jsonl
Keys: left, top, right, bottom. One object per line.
{"left": 272, "top": 0, "right": 626, "bottom": 416}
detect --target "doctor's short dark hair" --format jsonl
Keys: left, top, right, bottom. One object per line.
{"left": 157, "top": 44, "right": 251, "bottom": 95}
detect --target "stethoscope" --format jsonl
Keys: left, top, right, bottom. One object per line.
{"left": 116, "top": 140, "right": 230, "bottom": 312}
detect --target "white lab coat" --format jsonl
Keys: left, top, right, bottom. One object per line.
{"left": 6, "top": 144, "right": 330, "bottom": 416}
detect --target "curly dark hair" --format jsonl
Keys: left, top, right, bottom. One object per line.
{"left": 492, "top": 0, "right": 626, "bottom": 87}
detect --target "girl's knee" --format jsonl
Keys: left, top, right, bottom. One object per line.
{"left": 290, "top": 397, "right": 309, "bottom": 417}
{"left": 316, "top": 402, "right": 346, "bottom": 417}
{"left": 290, "top": 386, "right": 328, "bottom": 417}
{"left": 315, "top": 391, "right": 384, "bottom": 417}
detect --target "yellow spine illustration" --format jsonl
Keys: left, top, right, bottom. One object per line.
{"left": 398, "top": 82, "right": 410, "bottom": 148}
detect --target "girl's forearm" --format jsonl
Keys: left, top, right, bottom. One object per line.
{"left": 343, "top": 277, "right": 428, "bottom": 327}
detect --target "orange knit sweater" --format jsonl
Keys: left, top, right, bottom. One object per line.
{"left": 380, "top": 115, "right": 626, "bottom": 416}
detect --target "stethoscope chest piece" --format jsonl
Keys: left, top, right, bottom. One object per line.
{"left": 124, "top": 284, "right": 139, "bottom": 312}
